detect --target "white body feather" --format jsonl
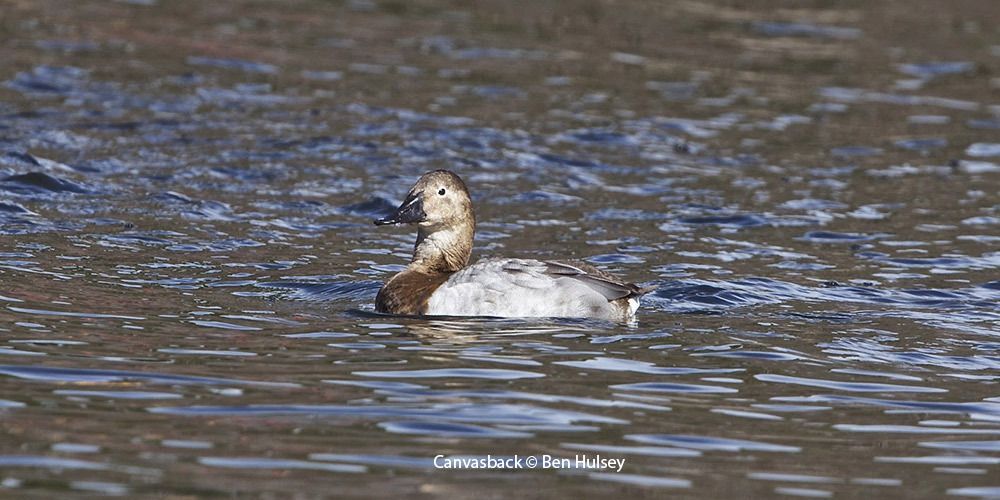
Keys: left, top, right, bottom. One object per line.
{"left": 425, "top": 258, "right": 637, "bottom": 321}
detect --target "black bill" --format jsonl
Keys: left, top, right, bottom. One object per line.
{"left": 374, "top": 191, "right": 426, "bottom": 226}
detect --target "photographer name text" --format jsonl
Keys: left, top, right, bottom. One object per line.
{"left": 433, "top": 454, "right": 625, "bottom": 472}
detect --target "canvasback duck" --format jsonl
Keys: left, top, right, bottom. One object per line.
{"left": 373, "top": 170, "right": 653, "bottom": 321}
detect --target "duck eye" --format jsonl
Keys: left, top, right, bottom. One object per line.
{"left": 438, "top": 188, "right": 446, "bottom": 196}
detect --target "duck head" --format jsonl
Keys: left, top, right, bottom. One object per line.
{"left": 374, "top": 170, "right": 475, "bottom": 272}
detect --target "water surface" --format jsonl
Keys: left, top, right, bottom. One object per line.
{"left": 1, "top": 0, "right": 998, "bottom": 497}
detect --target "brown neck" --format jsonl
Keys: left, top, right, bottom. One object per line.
{"left": 410, "top": 219, "right": 474, "bottom": 273}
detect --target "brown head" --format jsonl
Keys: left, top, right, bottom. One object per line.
{"left": 374, "top": 170, "right": 475, "bottom": 273}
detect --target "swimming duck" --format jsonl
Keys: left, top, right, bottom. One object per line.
{"left": 373, "top": 170, "right": 652, "bottom": 321}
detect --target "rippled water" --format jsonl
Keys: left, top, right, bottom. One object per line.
{"left": 1, "top": 0, "right": 999, "bottom": 497}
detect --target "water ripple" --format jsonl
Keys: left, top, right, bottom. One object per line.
{"left": 755, "top": 374, "right": 947, "bottom": 393}
{"left": 627, "top": 434, "right": 800, "bottom": 453}
{"left": 0, "top": 365, "right": 298, "bottom": 388}
{"left": 353, "top": 368, "right": 544, "bottom": 380}
{"left": 378, "top": 421, "right": 532, "bottom": 438}
{"left": 197, "top": 457, "right": 365, "bottom": 473}
{"left": 150, "top": 403, "right": 627, "bottom": 425}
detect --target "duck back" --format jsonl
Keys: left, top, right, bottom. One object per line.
{"left": 424, "top": 258, "right": 642, "bottom": 321}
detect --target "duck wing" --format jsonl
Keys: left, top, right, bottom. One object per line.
{"left": 541, "top": 260, "right": 654, "bottom": 301}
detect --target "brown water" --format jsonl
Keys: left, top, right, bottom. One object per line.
{"left": 1, "top": 0, "right": 999, "bottom": 497}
